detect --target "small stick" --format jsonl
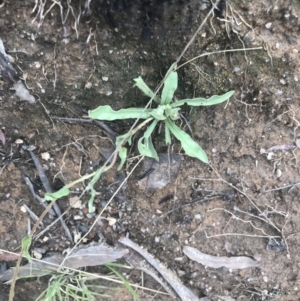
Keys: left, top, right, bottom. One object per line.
{"left": 135, "top": 168, "right": 155, "bottom": 180}
{"left": 29, "top": 151, "right": 73, "bottom": 243}
{"left": 23, "top": 175, "right": 56, "bottom": 216}
{"left": 51, "top": 116, "right": 118, "bottom": 140}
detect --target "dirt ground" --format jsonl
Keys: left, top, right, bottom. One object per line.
{"left": 0, "top": 0, "right": 300, "bottom": 300}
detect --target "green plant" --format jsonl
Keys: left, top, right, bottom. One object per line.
{"left": 89, "top": 63, "right": 234, "bottom": 167}
{"left": 39, "top": 64, "right": 234, "bottom": 214}
{"left": 36, "top": 273, "right": 111, "bottom": 301}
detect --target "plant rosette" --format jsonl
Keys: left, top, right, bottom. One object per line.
{"left": 89, "top": 63, "right": 234, "bottom": 169}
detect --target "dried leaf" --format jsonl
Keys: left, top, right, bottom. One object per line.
{"left": 183, "top": 246, "right": 260, "bottom": 269}
{"left": 0, "top": 242, "right": 128, "bottom": 282}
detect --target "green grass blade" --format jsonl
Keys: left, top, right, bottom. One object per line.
{"left": 161, "top": 67, "right": 178, "bottom": 105}
{"left": 45, "top": 186, "right": 70, "bottom": 201}
{"left": 172, "top": 90, "right": 235, "bottom": 107}
{"left": 116, "top": 132, "right": 133, "bottom": 147}
{"left": 105, "top": 264, "right": 141, "bottom": 301}
{"left": 165, "top": 124, "right": 171, "bottom": 144}
{"left": 87, "top": 166, "right": 105, "bottom": 212}
{"left": 21, "top": 236, "right": 32, "bottom": 262}
{"left": 117, "top": 147, "right": 127, "bottom": 171}
{"left": 89, "top": 105, "right": 152, "bottom": 120}
{"left": 137, "top": 120, "right": 159, "bottom": 160}
{"left": 138, "top": 136, "right": 159, "bottom": 161}
{"left": 166, "top": 119, "right": 208, "bottom": 163}
{"left": 144, "top": 119, "right": 158, "bottom": 138}
{"left": 133, "top": 76, "right": 161, "bottom": 104}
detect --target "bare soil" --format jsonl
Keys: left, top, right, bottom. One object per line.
{"left": 0, "top": 0, "right": 300, "bottom": 300}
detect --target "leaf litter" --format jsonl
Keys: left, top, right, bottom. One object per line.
{"left": 183, "top": 246, "right": 260, "bottom": 269}
{"left": 0, "top": 242, "right": 128, "bottom": 282}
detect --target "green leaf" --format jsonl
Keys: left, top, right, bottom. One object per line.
{"left": 169, "top": 107, "right": 181, "bottom": 120}
{"left": 45, "top": 187, "right": 70, "bottom": 201}
{"left": 138, "top": 120, "right": 159, "bottom": 160}
{"left": 116, "top": 132, "right": 133, "bottom": 170}
{"left": 89, "top": 105, "right": 152, "bottom": 120}
{"left": 150, "top": 105, "right": 166, "bottom": 120}
{"left": 105, "top": 264, "right": 141, "bottom": 301}
{"left": 172, "top": 90, "right": 235, "bottom": 107}
{"left": 22, "top": 236, "right": 32, "bottom": 262}
{"left": 133, "top": 76, "right": 161, "bottom": 104}
{"left": 118, "top": 147, "right": 127, "bottom": 170}
{"left": 165, "top": 119, "right": 208, "bottom": 163}
{"left": 138, "top": 136, "right": 159, "bottom": 161}
{"left": 88, "top": 166, "right": 105, "bottom": 212}
{"left": 116, "top": 132, "right": 133, "bottom": 147}
{"left": 165, "top": 124, "right": 171, "bottom": 145}
{"left": 161, "top": 66, "right": 178, "bottom": 105}
{"left": 144, "top": 119, "right": 159, "bottom": 138}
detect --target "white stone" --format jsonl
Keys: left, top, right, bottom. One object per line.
{"left": 41, "top": 152, "right": 50, "bottom": 161}
{"left": 265, "top": 22, "right": 272, "bottom": 29}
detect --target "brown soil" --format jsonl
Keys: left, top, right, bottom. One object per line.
{"left": 0, "top": 0, "right": 300, "bottom": 300}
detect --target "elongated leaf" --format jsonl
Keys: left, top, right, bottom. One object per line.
{"left": 138, "top": 120, "right": 159, "bottom": 160}
{"left": 45, "top": 187, "right": 70, "bottom": 201}
{"left": 88, "top": 166, "right": 105, "bottom": 212}
{"left": 165, "top": 125, "right": 171, "bottom": 144}
{"left": 134, "top": 77, "right": 161, "bottom": 104}
{"left": 172, "top": 90, "right": 235, "bottom": 107}
{"left": 166, "top": 119, "right": 208, "bottom": 163}
{"left": 118, "top": 147, "right": 127, "bottom": 170}
{"left": 106, "top": 264, "right": 141, "bottom": 301}
{"left": 144, "top": 119, "right": 159, "bottom": 138}
{"left": 138, "top": 136, "right": 159, "bottom": 161}
{"left": 116, "top": 132, "right": 133, "bottom": 147}
{"left": 161, "top": 67, "right": 178, "bottom": 105}
{"left": 89, "top": 105, "right": 152, "bottom": 120}
{"left": 22, "top": 236, "right": 32, "bottom": 262}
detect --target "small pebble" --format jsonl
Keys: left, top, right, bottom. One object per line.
{"left": 20, "top": 205, "right": 27, "bottom": 213}
{"left": 280, "top": 79, "right": 286, "bottom": 85}
{"left": 15, "top": 138, "right": 24, "bottom": 144}
{"left": 265, "top": 22, "right": 272, "bottom": 29}
{"left": 41, "top": 152, "right": 50, "bottom": 161}
{"left": 73, "top": 215, "right": 83, "bottom": 220}
{"left": 32, "top": 250, "right": 42, "bottom": 259}
{"left": 85, "top": 82, "right": 92, "bottom": 89}
{"left": 107, "top": 217, "right": 117, "bottom": 226}
{"left": 34, "top": 61, "right": 41, "bottom": 69}
{"left": 194, "top": 214, "right": 202, "bottom": 220}
{"left": 276, "top": 169, "right": 282, "bottom": 178}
